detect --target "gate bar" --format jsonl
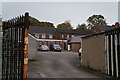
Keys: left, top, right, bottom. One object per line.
{"left": 23, "top": 12, "right": 29, "bottom": 80}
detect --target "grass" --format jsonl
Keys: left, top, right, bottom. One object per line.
{"left": 30, "top": 61, "right": 38, "bottom": 65}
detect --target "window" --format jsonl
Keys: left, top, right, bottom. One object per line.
{"left": 72, "top": 35, "right": 74, "bottom": 37}
{"left": 42, "top": 34, "right": 45, "bottom": 38}
{"left": 56, "top": 42, "right": 59, "bottom": 44}
{"left": 49, "top": 34, "right": 53, "bottom": 38}
{"left": 44, "top": 42, "right": 47, "bottom": 45}
{"left": 62, "top": 35, "right": 64, "bottom": 38}
{"left": 60, "top": 41, "right": 63, "bottom": 44}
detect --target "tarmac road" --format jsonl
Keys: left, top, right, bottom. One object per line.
{"left": 28, "top": 51, "right": 107, "bottom": 78}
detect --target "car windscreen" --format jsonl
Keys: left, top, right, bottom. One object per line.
{"left": 42, "top": 45, "right": 48, "bottom": 48}
{"left": 54, "top": 45, "right": 61, "bottom": 48}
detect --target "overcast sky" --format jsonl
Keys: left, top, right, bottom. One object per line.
{"left": 118, "top": 1, "right": 120, "bottom": 22}
{"left": 1, "top": 1, "right": 119, "bottom": 28}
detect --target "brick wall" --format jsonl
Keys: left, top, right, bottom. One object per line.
{"left": 71, "top": 43, "right": 81, "bottom": 52}
{"left": 46, "top": 34, "right": 49, "bottom": 39}
{"left": 81, "top": 34, "right": 106, "bottom": 73}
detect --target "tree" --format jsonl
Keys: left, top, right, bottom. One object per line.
{"left": 57, "top": 20, "right": 73, "bottom": 29}
{"left": 0, "top": 15, "right": 2, "bottom": 21}
{"left": 29, "top": 16, "right": 55, "bottom": 28}
{"left": 0, "top": 15, "right": 2, "bottom": 26}
{"left": 87, "top": 14, "right": 107, "bottom": 27}
{"left": 76, "top": 23, "right": 87, "bottom": 30}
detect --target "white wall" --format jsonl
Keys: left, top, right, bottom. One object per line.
{"left": 28, "top": 34, "right": 38, "bottom": 59}
{"left": 42, "top": 34, "right": 45, "bottom": 38}
{"left": 49, "top": 34, "right": 53, "bottom": 38}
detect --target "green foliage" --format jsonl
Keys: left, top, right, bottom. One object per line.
{"left": 76, "top": 23, "right": 87, "bottom": 30}
{"left": 29, "top": 16, "right": 55, "bottom": 28}
{"left": 57, "top": 22, "right": 73, "bottom": 29}
{"left": 87, "top": 14, "right": 107, "bottom": 27}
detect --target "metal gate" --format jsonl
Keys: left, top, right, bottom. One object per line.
{"left": 2, "top": 12, "right": 29, "bottom": 80}
{"left": 105, "top": 27, "right": 120, "bottom": 78}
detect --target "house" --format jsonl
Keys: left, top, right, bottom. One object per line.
{"left": 29, "top": 26, "right": 64, "bottom": 49}
{"left": 29, "top": 26, "right": 95, "bottom": 50}
{"left": 68, "top": 36, "right": 82, "bottom": 52}
{"left": 68, "top": 29, "right": 95, "bottom": 52}
{"left": 91, "top": 22, "right": 120, "bottom": 33}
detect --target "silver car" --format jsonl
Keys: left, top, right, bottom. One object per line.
{"left": 37, "top": 45, "right": 49, "bottom": 51}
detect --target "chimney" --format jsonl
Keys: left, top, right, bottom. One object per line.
{"left": 115, "top": 22, "right": 120, "bottom": 27}
{"left": 112, "top": 25, "right": 115, "bottom": 29}
{"left": 91, "top": 26, "right": 101, "bottom": 33}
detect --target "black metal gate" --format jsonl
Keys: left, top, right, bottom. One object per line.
{"left": 105, "top": 27, "right": 120, "bottom": 78}
{"left": 2, "top": 13, "right": 29, "bottom": 80}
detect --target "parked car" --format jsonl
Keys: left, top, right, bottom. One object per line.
{"left": 50, "top": 44, "right": 62, "bottom": 51}
{"left": 37, "top": 45, "right": 49, "bottom": 51}
{"left": 78, "top": 48, "right": 82, "bottom": 59}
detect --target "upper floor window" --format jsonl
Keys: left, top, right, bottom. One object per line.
{"left": 49, "top": 34, "right": 53, "bottom": 38}
{"left": 42, "top": 34, "right": 45, "bottom": 38}
{"left": 62, "top": 35, "right": 64, "bottom": 38}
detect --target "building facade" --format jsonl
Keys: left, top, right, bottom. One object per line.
{"left": 29, "top": 26, "right": 94, "bottom": 50}
{"left": 68, "top": 36, "right": 82, "bottom": 52}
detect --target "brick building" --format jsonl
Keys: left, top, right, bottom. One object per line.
{"left": 68, "top": 36, "right": 82, "bottom": 52}
{"left": 29, "top": 26, "right": 95, "bottom": 50}
{"left": 91, "top": 22, "right": 120, "bottom": 33}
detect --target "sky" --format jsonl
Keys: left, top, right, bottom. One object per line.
{"left": 118, "top": 1, "right": 120, "bottom": 22}
{"left": 0, "top": 1, "right": 119, "bottom": 28}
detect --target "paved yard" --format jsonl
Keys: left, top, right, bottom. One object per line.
{"left": 0, "top": 37, "right": 2, "bottom": 79}
{"left": 0, "top": 54, "right": 1, "bottom": 79}
{"left": 28, "top": 51, "right": 107, "bottom": 78}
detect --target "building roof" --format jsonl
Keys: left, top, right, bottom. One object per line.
{"left": 29, "top": 26, "right": 56, "bottom": 34}
{"left": 55, "top": 28, "right": 76, "bottom": 34}
{"left": 82, "top": 26, "right": 120, "bottom": 38}
{"left": 97, "top": 25, "right": 112, "bottom": 31}
{"left": 29, "top": 26, "right": 95, "bottom": 35}
{"left": 69, "top": 36, "right": 82, "bottom": 43}
{"left": 75, "top": 29, "right": 95, "bottom": 35}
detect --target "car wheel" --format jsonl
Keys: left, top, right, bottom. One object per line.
{"left": 53, "top": 49, "right": 54, "bottom": 51}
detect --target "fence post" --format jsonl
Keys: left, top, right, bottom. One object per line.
{"left": 23, "top": 12, "right": 29, "bottom": 80}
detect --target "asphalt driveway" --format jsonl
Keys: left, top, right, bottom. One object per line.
{"left": 28, "top": 51, "right": 107, "bottom": 78}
